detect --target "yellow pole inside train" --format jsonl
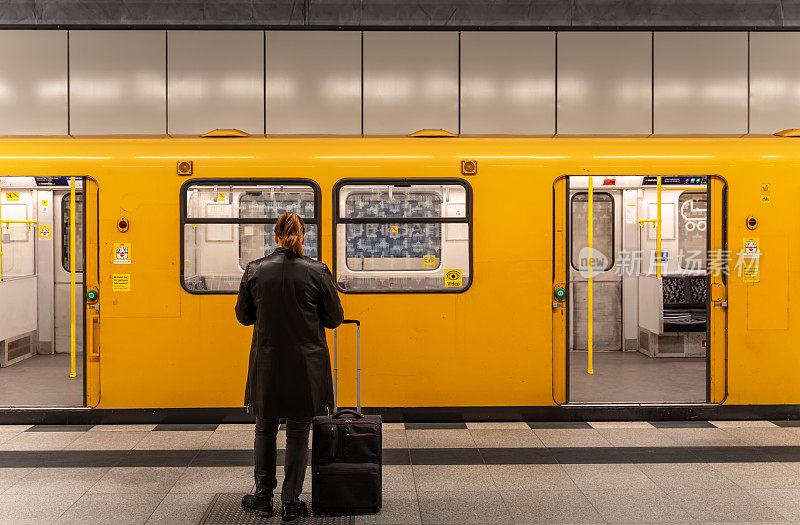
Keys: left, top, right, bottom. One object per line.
{"left": 587, "top": 176, "right": 594, "bottom": 375}
{"left": 657, "top": 176, "right": 662, "bottom": 279}
{"left": 69, "top": 176, "right": 77, "bottom": 379}
{"left": 0, "top": 179, "right": 3, "bottom": 283}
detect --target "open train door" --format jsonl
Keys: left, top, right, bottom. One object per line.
{"left": 707, "top": 176, "right": 728, "bottom": 403}
{"left": 84, "top": 178, "right": 100, "bottom": 406}
{"left": 552, "top": 177, "right": 568, "bottom": 404}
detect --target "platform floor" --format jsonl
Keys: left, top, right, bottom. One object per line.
{"left": 569, "top": 351, "right": 706, "bottom": 403}
{"left": 0, "top": 353, "right": 84, "bottom": 407}
{"left": 3, "top": 420, "right": 800, "bottom": 523}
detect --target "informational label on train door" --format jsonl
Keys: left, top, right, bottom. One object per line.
{"left": 114, "top": 243, "right": 131, "bottom": 264}
{"left": 444, "top": 269, "right": 463, "bottom": 287}
{"left": 112, "top": 274, "right": 130, "bottom": 291}
{"left": 39, "top": 225, "right": 51, "bottom": 239}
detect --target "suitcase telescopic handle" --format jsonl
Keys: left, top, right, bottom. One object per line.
{"left": 333, "top": 319, "right": 361, "bottom": 413}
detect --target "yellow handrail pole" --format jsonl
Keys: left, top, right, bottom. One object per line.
{"left": 69, "top": 176, "right": 77, "bottom": 379}
{"left": 587, "top": 176, "right": 594, "bottom": 375}
{"left": 0, "top": 178, "right": 3, "bottom": 283}
{"left": 656, "top": 176, "right": 662, "bottom": 279}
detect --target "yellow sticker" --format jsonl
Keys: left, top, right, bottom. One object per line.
{"left": 112, "top": 274, "right": 131, "bottom": 291}
{"left": 113, "top": 243, "right": 131, "bottom": 264}
{"left": 390, "top": 225, "right": 399, "bottom": 234}
{"left": 761, "top": 183, "right": 770, "bottom": 193}
{"left": 743, "top": 262, "right": 760, "bottom": 284}
{"left": 38, "top": 225, "right": 51, "bottom": 239}
{"left": 444, "top": 268, "right": 463, "bottom": 288}
{"left": 760, "top": 194, "right": 771, "bottom": 204}
{"left": 5, "top": 191, "right": 19, "bottom": 201}
{"left": 423, "top": 254, "right": 437, "bottom": 268}
{"left": 215, "top": 192, "right": 227, "bottom": 202}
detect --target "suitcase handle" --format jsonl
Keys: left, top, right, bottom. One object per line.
{"left": 333, "top": 319, "right": 361, "bottom": 413}
{"left": 332, "top": 409, "right": 363, "bottom": 419}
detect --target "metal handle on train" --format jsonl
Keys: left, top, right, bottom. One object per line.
{"left": 333, "top": 319, "right": 360, "bottom": 413}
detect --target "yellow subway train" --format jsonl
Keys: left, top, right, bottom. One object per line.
{"left": 0, "top": 133, "right": 796, "bottom": 421}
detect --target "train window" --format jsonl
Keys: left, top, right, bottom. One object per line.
{"left": 571, "top": 192, "right": 614, "bottom": 272}
{"left": 678, "top": 192, "right": 707, "bottom": 270}
{"left": 334, "top": 179, "right": 472, "bottom": 293}
{"left": 181, "top": 180, "right": 321, "bottom": 294}
{"left": 61, "top": 194, "right": 84, "bottom": 272}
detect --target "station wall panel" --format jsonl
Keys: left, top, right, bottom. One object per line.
{"left": 266, "top": 31, "right": 361, "bottom": 135}
{"left": 167, "top": 31, "right": 264, "bottom": 135}
{"left": 654, "top": 32, "right": 748, "bottom": 134}
{"left": 460, "top": 32, "right": 555, "bottom": 135}
{"left": 0, "top": 30, "right": 67, "bottom": 135}
{"left": 69, "top": 31, "right": 166, "bottom": 135}
{"left": 557, "top": 32, "right": 652, "bottom": 135}
{"left": 749, "top": 32, "right": 800, "bottom": 134}
{"left": 363, "top": 31, "right": 459, "bottom": 135}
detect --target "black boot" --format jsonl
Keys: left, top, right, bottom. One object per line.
{"left": 241, "top": 494, "right": 273, "bottom": 517}
{"left": 281, "top": 500, "right": 308, "bottom": 523}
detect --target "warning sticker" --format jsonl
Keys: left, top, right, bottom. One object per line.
{"left": 114, "top": 243, "right": 131, "bottom": 264}
{"left": 444, "top": 269, "right": 463, "bottom": 288}
{"left": 215, "top": 192, "right": 227, "bottom": 202}
{"left": 390, "top": 225, "right": 399, "bottom": 234}
{"left": 41, "top": 199, "right": 49, "bottom": 213}
{"left": 5, "top": 192, "right": 19, "bottom": 201}
{"left": 39, "top": 225, "right": 51, "bottom": 239}
{"left": 761, "top": 183, "right": 771, "bottom": 204}
{"left": 423, "top": 254, "right": 436, "bottom": 268}
{"left": 744, "top": 237, "right": 759, "bottom": 256}
{"left": 743, "top": 262, "right": 760, "bottom": 284}
{"left": 112, "top": 273, "right": 131, "bottom": 291}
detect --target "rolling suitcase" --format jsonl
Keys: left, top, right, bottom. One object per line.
{"left": 312, "top": 320, "right": 383, "bottom": 515}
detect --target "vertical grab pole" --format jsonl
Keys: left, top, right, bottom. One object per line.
{"left": 69, "top": 176, "right": 77, "bottom": 379}
{"left": 656, "top": 176, "right": 662, "bottom": 279}
{"left": 587, "top": 176, "right": 594, "bottom": 375}
{"left": 0, "top": 178, "right": 3, "bottom": 283}
{"left": 356, "top": 323, "right": 361, "bottom": 413}
{"left": 333, "top": 328, "right": 338, "bottom": 412}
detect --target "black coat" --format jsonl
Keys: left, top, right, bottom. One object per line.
{"left": 235, "top": 248, "right": 344, "bottom": 419}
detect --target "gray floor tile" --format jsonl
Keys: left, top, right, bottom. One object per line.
{"left": 583, "top": 489, "right": 695, "bottom": 523}
{"left": 594, "top": 428, "right": 680, "bottom": 447}
{"left": 488, "top": 464, "right": 578, "bottom": 491}
{"left": 417, "top": 491, "right": 511, "bottom": 524}
{"left": 720, "top": 428, "right": 800, "bottom": 446}
{"left": 711, "top": 462, "right": 800, "bottom": 489}
{"left": 169, "top": 466, "right": 253, "bottom": 494}
{"left": 470, "top": 429, "right": 545, "bottom": 448}
{"left": 145, "top": 492, "right": 217, "bottom": 524}
{"left": 354, "top": 492, "right": 421, "bottom": 524}
{"left": 659, "top": 428, "right": 744, "bottom": 447}
{"left": 203, "top": 430, "right": 256, "bottom": 450}
{"left": 0, "top": 493, "right": 82, "bottom": 525}
{"left": 54, "top": 493, "right": 166, "bottom": 524}
{"left": 382, "top": 430, "right": 408, "bottom": 449}
{"left": 215, "top": 423, "right": 255, "bottom": 431}
{"left": 638, "top": 463, "right": 738, "bottom": 490}
{"left": 466, "top": 422, "right": 530, "bottom": 430}
{"left": 64, "top": 431, "right": 149, "bottom": 450}
{"left": 5, "top": 467, "right": 109, "bottom": 494}
{"left": 89, "top": 425, "right": 157, "bottom": 432}
{"left": 406, "top": 429, "right": 475, "bottom": 448}
{"left": 749, "top": 488, "right": 800, "bottom": 522}
{"left": 710, "top": 420, "right": 778, "bottom": 428}
{"left": 413, "top": 465, "right": 494, "bottom": 492}
{"left": 502, "top": 489, "right": 604, "bottom": 524}
{"left": 88, "top": 467, "right": 186, "bottom": 494}
{"left": 0, "top": 431, "right": 83, "bottom": 450}
{"left": 383, "top": 465, "right": 415, "bottom": 492}
{"left": 588, "top": 422, "right": 655, "bottom": 429}
{"left": 0, "top": 468, "right": 33, "bottom": 493}
{"left": 133, "top": 431, "right": 213, "bottom": 450}
{"left": 672, "top": 488, "right": 787, "bottom": 522}
{"left": 563, "top": 464, "right": 656, "bottom": 491}
{"left": 534, "top": 429, "right": 612, "bottom": 448}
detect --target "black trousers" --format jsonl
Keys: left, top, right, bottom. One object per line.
{"left": 254, "top": 417, "right": 313, "bottom": 503}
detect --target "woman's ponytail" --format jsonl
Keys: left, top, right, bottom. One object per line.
{"left": 275, "top": 211, "right": 305, "bottom": 257}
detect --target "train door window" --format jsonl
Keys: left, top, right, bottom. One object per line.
{"left": 334, "top": 179, "right": 472, "bottom": 292}
{"left": 678, "top": 192, "right": 707, "bottom": 270}
{"left": 181, "top": 180, "right": 320, "bottom": 293}
{"left": 61, "top": 193, "right": 84, "bottom": 272}
{"left": 570, "top": 192, "right": 614, "bottom": 271}
{"left": 0, "top": 189, "right": 36, "bottom": 279}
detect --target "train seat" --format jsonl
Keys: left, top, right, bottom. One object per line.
{"left": 662, "top": 276, "right": 707, "bottom": 333}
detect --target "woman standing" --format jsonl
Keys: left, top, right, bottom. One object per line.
{"left": 235, "top": 211, "right": 344, "bottom": 522}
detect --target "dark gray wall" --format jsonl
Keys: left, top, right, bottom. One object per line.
{"left": 2, "top": 0, "right": 800, "bottom": 28}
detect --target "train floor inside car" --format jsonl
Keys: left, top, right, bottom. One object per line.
{"left": 569, "top": 351, "right": 706, "bottom": 403}
{"left": 0, "top": 353, "right": 83, "bottom": 407}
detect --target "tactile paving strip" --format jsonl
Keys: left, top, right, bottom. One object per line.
{"left": 200, "top": 494, "right": 353, "bottom": 525}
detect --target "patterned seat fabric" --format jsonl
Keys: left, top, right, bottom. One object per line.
{"left": 662, "top": 277, "right": 686, "bottom": 304}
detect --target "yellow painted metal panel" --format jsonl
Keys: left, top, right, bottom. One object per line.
{"left": 708, "top": 176, "right": 728, "bottom": 403}
{"left": 552, "top": 177, "right": 567, "bottom": 404}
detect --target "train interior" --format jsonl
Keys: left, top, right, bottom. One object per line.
{"left": 0, "top": 176, "right": 84, "bottom": 407}
{"left": 566, "top": 175, "right": 710, "bottom": 403}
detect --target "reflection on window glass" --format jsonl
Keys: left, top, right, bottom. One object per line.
{"left": 336, "top": 182, "right": 470, "bottom": 292}
{"left": 182, "top": 182, "right": 319, "bottom": 293}
{"left": 678, "top": 193, "right": 707, "bottom": 270}
{"left": 62, "top": 194, "right": 84, "bottom": 272}
{"left": 571, "top": 193, "right": 614, "bottom": 272}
